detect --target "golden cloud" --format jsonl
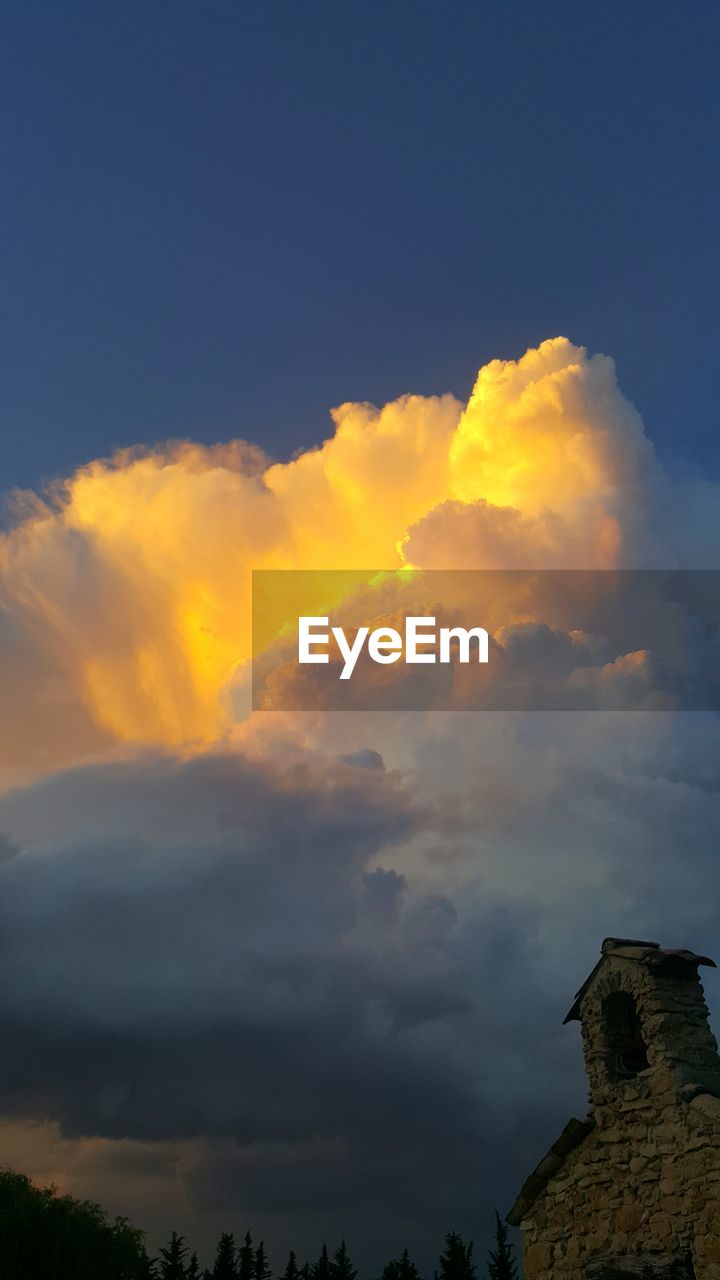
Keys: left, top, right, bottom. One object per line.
{"left": 0, "top": 338, "right": 660, "bottom": 762}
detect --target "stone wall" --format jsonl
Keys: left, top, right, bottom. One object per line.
{"left": 519, "top": 955, "right": 720, "bottom": 1279}
{"left": 521, "top": 1083, "right": 720, "bottom": 1278}
{"left": 581, "top": 958, "right": 720, "bottom": 1111}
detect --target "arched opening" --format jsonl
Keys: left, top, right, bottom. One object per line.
{"left": 602, "top": 991, "right": 649, "bottom": 1079}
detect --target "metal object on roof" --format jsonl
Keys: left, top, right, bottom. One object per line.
{"left": 563, "top": 937, "right": 716, "bottom": 1025}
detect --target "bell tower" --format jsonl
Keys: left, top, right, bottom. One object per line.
{"left": 564, "top": 937, "right": 720, "bottom": 1114}
{"left": 510, "top": 938, "right": 720, "bottom": 1277}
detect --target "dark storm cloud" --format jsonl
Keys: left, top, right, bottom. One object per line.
{"left": 3, "top": 715, "right": 720, "bottom": 1265}
{"left": 0, "top": 740, "right": 581, "bottom": 1255}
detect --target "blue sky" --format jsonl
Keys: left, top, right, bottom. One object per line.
{"left": 1, "top": 0, "right": 718, "bottom": 493}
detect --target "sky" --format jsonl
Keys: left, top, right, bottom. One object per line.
{"left": 1, "top": 0, "right": 719, "bottom": 495}
{"left": 1, "top": 3, "right": 720, "bottom": 1275}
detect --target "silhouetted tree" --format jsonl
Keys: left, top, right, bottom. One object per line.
{"left": 0, "top": 1162, "right": 524, "bottom": 1280}
{"left": 487, "top": 1213, "right": 517, "bottom": 1280}
{"left": 0, "top": 1169, "right": 153, "bottom": 1279}
{"left": 312, "top": 1243, "right": 331, "bottom": 1280}
{"left": 213, "top": 1232, "right": 239, "bottom": 1280}
{"left": 437, "top": 1232, "right": 476, "bottom": 1280}
{"left": 255, "top": 1240, "right": 272, "bottom": 1280}
{"left": 380, "top": 1249, "right": 420, "bottom": 1280}
{"left": 282, "top": 1250, "right": 301, "bottom": 1280}
{"left": 159, "top": 1231, "right": 189, "bottom": 1280}
{"left": 238, "top": 1232, "right": 255, "bottom": 1280}
{"left": 330, "top": 1241, "right": 356, "bottom": 1280}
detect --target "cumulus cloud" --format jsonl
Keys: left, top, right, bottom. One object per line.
{"left": 446, "top": 338, "right": 660, "bottom": 565}
{"left": 2, "top": 337, "right": 720, "bottom": 1266}
{"left": 0, "top": 336, "right": 695, "bottom": 763}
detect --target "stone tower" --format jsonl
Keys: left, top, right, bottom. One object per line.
{"left": 508, "top": 938, "right": 720, "bottom": 1279}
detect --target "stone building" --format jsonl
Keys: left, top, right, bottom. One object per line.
{"left": 508, "top": 937, "right": 720, "bottom": 1279}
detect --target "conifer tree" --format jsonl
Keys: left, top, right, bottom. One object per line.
{"left": 139, "top": 1254, "right": 160, "bottom": 1280}
{"left": 255, "top": 1240, "right": 272, "bottom": 1280}
{"left": 159, "top": 1232, "right": 189, "bottom": 1280}
{"left": 238, "top": 1232, "right": 255, "bottom": 1280}
{"left": 380, "top": 1248, "right": 420, "bottom": 1280}
{"left": 487, "top": 1213, "right": 518, "bottom": 1280}
{"left": 436, "top": 1232, "right": 476, "bottom": 1280}
{"left": 312, "top": 1243, "right": 331, "bottom": 1280}
{"left": 213, "top": 1232, "right": 239, "bottom": 1280}
{"left": 187, "top": 1254, "right": 201, "bottom": 1280}
{"left": 282, "top": 1250, "right": 301, "bottom": 1280}
{"left": 329, "top": 1241, "right": 356, "bottom": 1280}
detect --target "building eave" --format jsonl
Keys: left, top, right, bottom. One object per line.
{"left": 506, "top": 1116, "right": 594, "bottom": 1226}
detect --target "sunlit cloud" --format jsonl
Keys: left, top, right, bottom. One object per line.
{"left": 2, "top": 337, "right": 720, "bottom": 1261}
{"left": 0, "top": 338, "right": 680, "bottom": 762}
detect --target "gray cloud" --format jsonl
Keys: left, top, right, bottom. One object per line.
{"left": 2, "top": 713, "right": 720, "bottom": 1269}
{"left": 0, "top": 740, "right": 580, "bottom": 1268}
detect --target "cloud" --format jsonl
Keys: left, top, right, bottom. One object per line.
{"left": 0, "top": 337, "right": 683, "bottom": 763}
{"left": 447, "top": 338, "right": 658, "bottom": 558}
{"left": 2, "top": 711, "right": 720, "bottom": 1267}
{"left": 0, "top": 740, "right": 569, "bottom": 1266}
{"left": 2, "top": 336, "right": 720, "bottom": 1267}
{"left": 0, "top": 712, "right": 719, "bottom": 1277}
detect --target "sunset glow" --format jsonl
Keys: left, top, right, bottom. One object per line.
{"left": 0, "top": 338, "right": 656, "bottom": 756}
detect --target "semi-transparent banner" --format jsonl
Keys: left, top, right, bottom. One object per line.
{"left": 251, "top": 570, "right": 720, "bottom": 711}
